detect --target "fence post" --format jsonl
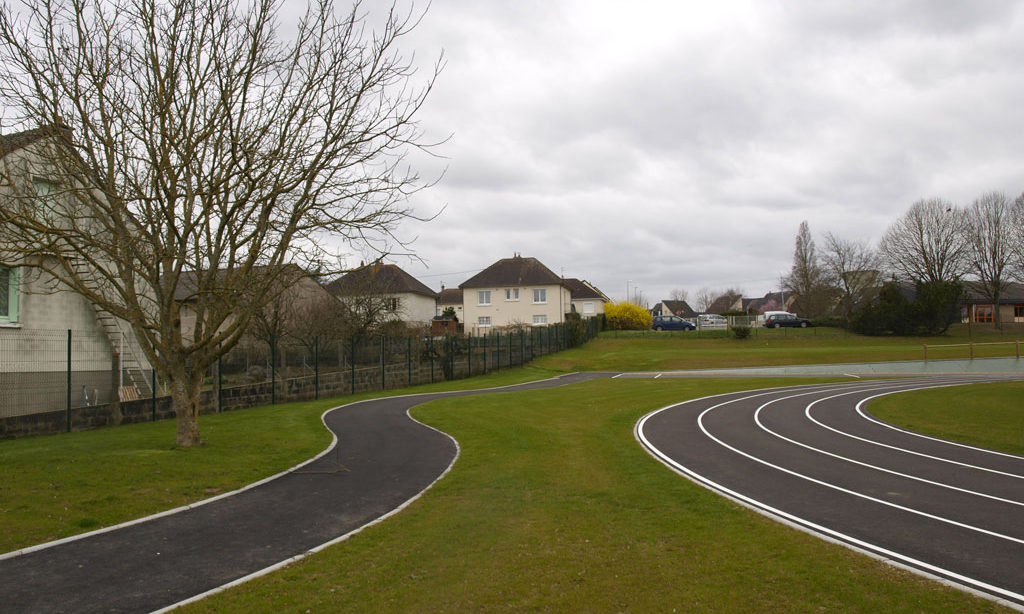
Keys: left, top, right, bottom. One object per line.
{"left": 407, "top": 336, "right": 412, "bottom": 387}
{"left": 350, "top": 337, "right": 356, "bottom": 395}
{"left": 1017, "top": 340, "right": 1021, "bottom": 359}
{"left": 380, "top": 335, "right": 386, "bottom": 391}
{"left": 216, "top": 352, "right": 222, "bottom": 413}
{"left": 314, "top": 335, "right": 320, "bottom": 400}
{"left": 467, "top": 334, "right": 472, "bottom": 377}
{"left": 152, "top": 367, "right": 157, "bottom": 421}
{"left": 66, "top": 329, "right": 72, "bottom": 433}
{"left": 270, "top": 334, "right": 276, "bottom": 405}
{"left": 483, "top": 332, "right": 488, "bottom": 373}
{"left": 520, "top": 330, "right": 525, "bottom": 366}
{"left": 430, "top": 335, "right": 435, "bottom": 383}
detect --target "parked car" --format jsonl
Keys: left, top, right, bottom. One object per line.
{"left": 763, "top": 312, "right": 812, "bottom": 328}
{"left": 652, "top": 315, "right": 696, "bottom": 331}
{"left": 698, "top": 314, "right": 728, "bottom": 328}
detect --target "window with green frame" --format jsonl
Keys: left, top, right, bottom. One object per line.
{"left": 0, "top": 266, "right": 19, "bottom": 323}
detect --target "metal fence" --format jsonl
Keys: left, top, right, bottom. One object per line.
{"left": 0, "top": 318, "right": 600, "bottom": 422}
{"left": 0, "top": 328, "right": 116, "bottom": 418}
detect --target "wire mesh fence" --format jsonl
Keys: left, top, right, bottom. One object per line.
{"left": 0, "top": 328, "right": 114, "bottom": 418}
{"left": 1, "top": 317, "right": 600, "bottom": 429}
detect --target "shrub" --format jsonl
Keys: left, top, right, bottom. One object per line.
{"left": 604, "top": 302, "right": 653, "bottom": 330}
{"left": 731, "top": 325, "right": 751, "bottom": 339}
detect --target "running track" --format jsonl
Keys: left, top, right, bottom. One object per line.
{"left": 635, "top": 375, "right": 1024, "bottom": 610}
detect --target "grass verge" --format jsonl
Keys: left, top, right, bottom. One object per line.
{"left": 181, "top": 378, "right": 1008, "bottom": 613}
{"left": 867, "top": 381, "right": 1024, "bottom": 456}
{"left": 536, "top": 325, "right": 1024, "bottom": 372}
{"left": 0, "top": 366, "right": 559, "bottom": 553}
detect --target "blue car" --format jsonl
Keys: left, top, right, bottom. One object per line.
{"left": 652, "top": 315, "right": 696, "bottom": 331}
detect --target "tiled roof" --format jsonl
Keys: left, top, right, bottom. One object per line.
{"left": 326, "top": 263, "right": 437, "bottom": 298}
{"left": 172, "top": 264, "right": 315, "bottom": 302}
{"left": 0, "top": 125, "right": 72, "bottom": 159}
{"left": 438, "top": 288, "right": 463, "bottom": 305}
{"left": 459, "top": 255, "right": 563, "bottom": 289}
{"left": 563, "top": 278, "right": 607, "bottom": 301}
{"left": 661, "top": 299, "right": 695, "bottom": 317}
{"left": 962, "top": 281, "right": 1024, "bottom": 303}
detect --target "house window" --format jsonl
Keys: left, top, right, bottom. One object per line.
{"left": 505, "top": 288, "right": 519, "bottom": 301}
{"left": 533, "top": 288, "right": 546, "bottom": 304}
{"left": 32, "top": 177, "right": 60, "bottom": 223}
{"left": 478, "top": 290, "right": 491, "bottom": 306}
{"left": 975, "top": 305, "right": 994, "bottom": 323}
{"left": 532, "top": 314, "right": 547, "bottom": 326}
{"left": 387, "top": 297, "right": 400, "bottom": 312}
{"left": 583, "top": 301, "right": 594, "bottom": 314}
{"left": 1014, "top": 305, "right": 1024, "bottom": 322}
{"left": 0, "top": 266, "right": 19, "bottom": 324}
{"left": 477, "top": 316, "right": 491, "bottom": 327}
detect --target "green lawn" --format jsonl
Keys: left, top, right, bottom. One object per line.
{"left": 2, "top": 329, "right": 1021, "bottom": 612}
{"left": 0, "top": 367, "right": 556, "bottom": 552}
{"left": 535, "top": 325, "right": 1024, "bottom": 372}
{"left": 183, "top": 379, "right": 1008, "bottom": 613}
{"left": 868, "top": 380, "right": 1024, "bottom": 456}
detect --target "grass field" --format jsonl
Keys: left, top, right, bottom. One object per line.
{"left": 181, "top": 378, "right": 1009, "bottom": 613}
{"left": 0, "top": 367, "right": 556, "bottom": 553}
{"left": 2, "top": 328, "right": 1021, "bottom": 611}
{"left": 535, "top": 325, "right": 1024, "bottom": 372}
{"left": 868, "top": 380, "right": 1024, "bottom": 456}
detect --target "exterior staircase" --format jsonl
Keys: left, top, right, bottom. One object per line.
{"left": 91, "top": 304, "right": 153, "bottom": 401}
{"left": 70, "top": 258, "right": 153, "bottom": 400}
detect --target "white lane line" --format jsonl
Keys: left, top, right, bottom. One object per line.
{"left": 635, "top": 406, "right": 1024, "bottom": 608}
{"left": 749, "top": 390, "right": 1024, "bottom": 509}
{"left": 801, "top": 387, "right": 1024, "bottom": 480}
{"left": 695, "top": 388, "right": 1024, "bottom": 546}
{"left": 854, "top": 393, "right": 1024, "bottom": 461}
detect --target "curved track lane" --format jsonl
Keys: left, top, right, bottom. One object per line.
{"left": 637, "top": 375, "right": 1024, "bottom": 609}
{"left": 0, "top": 372, "right": 608, "bottom": 614}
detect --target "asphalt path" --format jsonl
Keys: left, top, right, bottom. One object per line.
{"left": 636, "top": 375, "right": 1024, "bottom": 610}
{"left": 0, "top": 372, "right": 607, "bottom": 614}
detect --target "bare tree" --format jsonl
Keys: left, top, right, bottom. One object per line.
{"left": 694, "top": 287, "right": 716, "bottom": 313}
{"left": 963, "top": 191, "right": 1015, "bottom": 327}
{"left": 878, "top": 198, "right": 968, "bottom": 284}
{"left": 781, "top": 221, "right": 832, "bottom": 317}
{"left": 821, "top": 232, "right": 881, "bottom": 318}
{"left": 669, "top": 288, "right": 689, "bottom": 303}
{"left": 1012, "top": 192, "right": 1024, "bottom": 283}
{"left": 0, "top": 0, "right": 439, "bottom": 445}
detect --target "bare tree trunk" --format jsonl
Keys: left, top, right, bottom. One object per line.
{"left": 169, "top": 367, "right": 202, "bottom": 447}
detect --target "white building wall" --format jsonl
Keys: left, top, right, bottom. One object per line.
{"left": 395, "top": 292, "right": 437, "bottom": 325}
{"left": 463, "top": 284, "right": 571, "bottom": 333}
{"left": 571, "top": 298, "right": 605, "bottom": 318}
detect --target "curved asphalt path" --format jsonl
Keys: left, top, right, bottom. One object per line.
{"left": 0, "top": 372, "right": 608, "bottom": 614}
{"left": 637, "top": 375, "right": 1024, "bottom": 610}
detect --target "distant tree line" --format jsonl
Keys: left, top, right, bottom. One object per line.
{"left": 781, "top": 191, "right": 1024, "bottom": 335}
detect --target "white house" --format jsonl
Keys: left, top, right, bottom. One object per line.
{"left": 563, "top": 278, "right": 610, "bottom": 318}
{"left": 326, "top": 263, "right": 438, "bottom": 327}
{"left": 459, "top": 254, "right": 572, "bottom": 333}
{"left": 0, "top": 126, "right": 151, "bottom": 416}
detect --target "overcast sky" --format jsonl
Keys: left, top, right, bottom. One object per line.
{"left": 365, "top": 0, "right": 1024, "bottom": 305}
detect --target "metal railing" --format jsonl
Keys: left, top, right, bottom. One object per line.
{"left": 0, "top": 317, "right": 601, "bottom": 426}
